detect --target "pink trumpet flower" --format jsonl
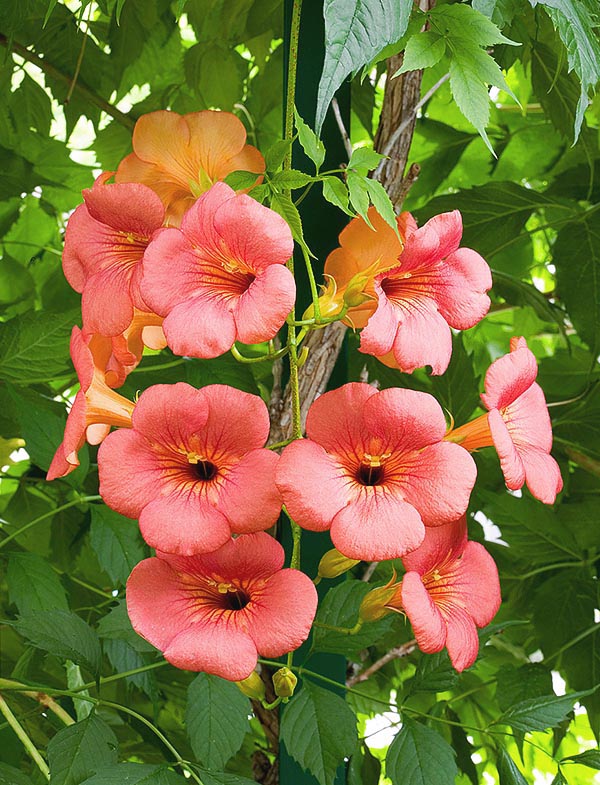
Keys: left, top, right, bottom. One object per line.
{"left": 62, "top": 173, "right": 165, "bottom": 337}
{"left": 98, "top": 383, "right": 282, "bottom": 555}
{"left": 388, "top": 516, "right": 501, "bottom": 672}
{"left": 126, "top": 532, "right": 317, "bottom": 680}
{"left": 359, "top": 210, "right": 492, "bottom": 374}
{"left": 446, "top": 337, "right": 563, "bottom": 504}
{"left": 276, "top": 383, "right": 477, "bottom": 561}
{"left": 141, "top": 182, "right": 295, "bottom": 359}
{"left": 47, "top": 327, "right": 135, "bottom": 481}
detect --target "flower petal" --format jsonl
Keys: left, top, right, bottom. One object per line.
{"left": 81, "top": 267, "right": 135, "bottom": 336}
{"left": 451, "top": 541, "right": 502, "bottom": 629}
{"left": 139, "top": 492, "right": 231, "bottom": 555}
{"left": 83, "top": 180, "right": 165, "bottom": 237}
{"left": 481, "top": 341, "right": 538, "bottom": 411}
{"left": 401, "top": 572, "right": 446, "bottom": 653}
{"left": 276, "top": 440, "right": 350, "bottom": 531}
{"left": 98, "top": 429, "right": 164, "bottom": 518}
{"left": 488, "top": 408, "right": 526, "bottom": 491}
{"left": 131, "top": 383, "right": 209, "bottom": 447}
{"left": 402, "top": 517, "right": 468, "bottom": 575}
{"left": 305, "top": 383, "right": 376, "bottom": 457}
{"left": 162, "top": 296, "right": 236, "bottom": 358}
{"left": 190, "top": 532, "right": 284, "bottom": 582}
{"left": 213, "top": 191, "right": 293, "bottom": 272}
{"left": 434, "top": 248, "right": 491, "bottom": 330}
{"left": 217, "top": 449, "right": 282, "bottom": 533}
{"left": 126, "top": 557, "right": 195, "bottom": 651}
{"left": 331, "top": 487, "right": 426, "bottom": 560}
{"left": 198, "top": 385, "right": 270, "bottom": 456}
{"left": 523, "top": 449, "right": 563, "bottom": 504}
{"left": 444, "top": 606, "right": 480, "bottom": 672}
{"left": 141, "top": 228, "right": 201, "bottom": 313}
{"left": 245, "top": 569, "right": 318, "bottom": 657}
{"left": 363, "top": 387, "right": 447, "bottom": 452}
{"left": 130, "top": 110, "right": 192, "bottom": 181}
{"left": 398, "top": 442, "right": 477, "bottom": 526}
{"left": 164, "top": 623, "right": 258, "bottom": 680}
{"left": 233, "top": 265, "right": 296, "bottom": 345}
{"left": 359, "top": 290, "right": 399, "bottom": 356}
{"left": 390, "top": 304, "right": 452, "bottom": 375}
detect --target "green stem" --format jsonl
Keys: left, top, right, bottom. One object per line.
{"left": 231, "top": 344, "right": 289, "bottom": 364}
{"left": 0, "top": 496, "right": 101, "bottom": 550}
{"left": 75, "top": 660, "right": 168, "bottom": 693}
{"left": 299, "top": 241, "right": 321, "bottom": 321}
{"left": 0, "top": 694, "right": 50, "bottom": 780}
{"left": 284, "top": 0, "right": 303, "bottom": 172}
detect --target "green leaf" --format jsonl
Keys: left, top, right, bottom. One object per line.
{"left": 531, "top": 41, "right": 585, "bottom": 142}
{"left": 348, "top": 146, "right": 385, "bottom": 173}
{"left": 186, "top": 673, "right": 251, "bottom": 770}
{"left": 81, "top": 763, "right": 185, "bottom": 784}
{"left": 495, "top": 664, "right": 553, "bottom": 712}
{"left": 0, "top": 763, "right": 32, "bottom": 785}
{"left": 562, "top": 749, "right": 600, "bottom": 770}
{"left": 447, "top": 52, "right": 494, "bottom": 154}
{"left": 294, "top": 109, "right": 326, "bottom": 171}
{"left": 223, "top": 170, "right": 262, "bottom": 190}
{"left": 430, "top": 333, "right": 481, "bottom": 426}
{"left": 270, "top": 191, "right": 306, "bottom": 244}
{"left": 16, "top": 609, "right": 102, "bottom": 677}
{"left": 281, "top": 681, "right": 358, "bottom": 785}
{"left": 499, "top": 690, "right": 596, "bottom": 733}
{"left": 410, "top": 650, "right": 459, "bottom": 694}
{"left": 346, "top": 171, "right": 372, "bottom": 225}
{"left": 0, "top": 308, "right": 78, "bottom": 384}
{"left": 535, "top": 0, "right": 600, "bottom": 141}
{"left": 265, "top": 139, "right": 293, "bottom": 172}
{"left": 386, "top": 718, "right": 458, "bottom": 785}
{"left": 270, "top": 169, "right": 315, "bottom": 190}
{"left": 322, "top": 176, "right": 353, "bottom": 215}
{"left": 7, "top": 552, "right": 68, "bottom": 615}
{"left": 192, "top": 772, "right": 259, "bottom": 785}
{"left": 90, "top": 506, "right": 147, "bottom": 586}
{"left": 395, "top": 31, "right": 446, "bottom": 74}
{"left": 313, "top": 580, "right": 396, "bottom": 656}
{"left": 497, "top": 747, "right": 528, "bottom": 785}
{"left": 97, "top": 600, "right": 155, "bottom": 653}
{"left": 48, "top": 712, "right": 118, "bottom": 785}
{"left": 316, "top": 0, "right": 412, "bottom": 132}
{"left": 347, "top": 744, "right": 381, "bottom": 785}
{"left": 365, "top": 179, "right": 399, "bottom": 235}
{"left": 553, "top": 210, "right": 600, "bottom": 354}
{"left": 431, "top": 4, "right": 519, "bottom": 46}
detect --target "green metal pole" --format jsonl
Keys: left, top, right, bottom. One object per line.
{"left": 280, "top": 2, "right": 351, "bottom": 782}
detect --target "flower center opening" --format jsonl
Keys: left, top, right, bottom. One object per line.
{"left": 357, "top": 463, "right": 385, "bottom": 486}
{"left": 224, "top": 588, "right": 251, "bottom": 611}
{"left": 193, "top": 460, "right": 218, "bottom": 481}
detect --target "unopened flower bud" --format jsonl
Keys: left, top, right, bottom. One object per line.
{"left": 318, "top": 549, "right": 360, "bottom": 580}
{"left": 342, "top": 271, "right": 376, "bottom": 309}
{"left": 236, "top": 670, "right": 266, "bottom": 701}
{"left": 272, "top": 667, "right": 297, "bottom": 698}
{"left": 303, "top": 276, "right": 345, "bottom": 323}
{"left": 359, "top": 579, "right": 400, "bottom": 622}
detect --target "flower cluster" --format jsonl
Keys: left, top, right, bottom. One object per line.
{"left": 49, "top": 108, "right": 563, "bottom": 682}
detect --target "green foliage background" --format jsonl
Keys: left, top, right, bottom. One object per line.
{"left": 0, "top": 1, "right": 600, "bottom": 784}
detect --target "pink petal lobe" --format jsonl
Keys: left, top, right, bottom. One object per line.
{"left": 233, "top": 265, "right": 296, "bottom": 344}
{"left": 162, "top": 296, "right": 236, "bottom": 358}
{"left": 305, "top": 383, "right": 377, "bottom": 457}
{"left": 401, "top": 572, "right": 446, "bottom": 653}
{"left": 423, "top": 210, "right": 463, "bottom": 258}
{"left": 245, "top": 569, "right": 318, "bottom": 657}
{"left": 403, "top": 516, "right": 468, "bottom": 575}
{"left": 434, "top": 248, "right": 492, "bottom": 330}
{"left": 47, "top": 445, "right": 74, "bottom": 481}
{"left": 198, "top": 385, "right": 270, "bottom": 456}
{"left": 191, "top": 532, "right": 284, "bottom": 582}
{"left": 504, "top": 383, "right": 553, "bottom": 452}
{"left": 164, "top": 623, "right": 258, "bottom": 680}
{"left": 217, "top": 449, "right": 282, "bottom": 533}
{"left": 126, "top": 558, "right": 194, "bottom": 651}
{"left": 62, "top": 204, "right": 92, "bottom": 291}
{"left": 276, "top": 440, "right": 350, "bottom": 532}
{"left": 131, "top": 383, "right": 209, "bottom": 447}
{"left": 452, "top": 541, "right": 502, "bottom": 628}
{"left": 444, "top": 607, "right": 480, "bottom": 672}
{"left": 488, "top": 408, "right": 526, "bottom": 490}
{"left": 481, "top": 342, "right": 538, "bottom": 411}
{"left": 331, "top": 488, "right": 426, "bottom": 560}
{"left": 391, "top": 304, "right": 453, "bottom": 375}
{"left": 81, "top": 267, "right": 135, "bottom": 336}
{"left": 98, "top": 429, "right": 164, "bottom": 518}
{"left": 363, "top": 387, "right": 447, "bottom": 451}
{"left": 213, "top": 192, "right": 293, "bottom": 271}
{"left": 141, "top": 228, "right": 200, "bottom": 314}
{"left": 139, "top": 493, "right": 231, "bottom": 555}
{"left": 359, "top": 292, "right": 399, "bottom": 356}
{"left": 83, "top": 180, "right": 165, "bottom": 236}
{"left": 523, "top": 449, "right": 563, "bottom": 504}
{"left": 399, "top": 442, "right": 477, "bottom": 526}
